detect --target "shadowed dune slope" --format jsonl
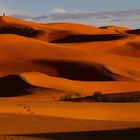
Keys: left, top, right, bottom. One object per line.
{"left": 13, "top": 128, "right": 140, "bottom": 140}
{"left": 99, "top": 25, "right": 128, "bottom": 30}
{"left": 0, "top": 26, "right": 43, "bottom": 37}
{"left": 50, "top": 34, "right": 126, "bottom": 43}
{"left": 21, "top": 72, "right": 140, "bottom": 96}
{"left": 33, "top": 59, "right": 127, "bottom": 81}
{"left": 0, "top": 74, "right": 40, "bottom": 97}
{"left": 126, "top": 29, "right": 140, "bottom": 34}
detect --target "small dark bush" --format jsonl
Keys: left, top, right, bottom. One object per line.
{"left": 93, "top": 91, "right": 104, "bottom": 102}
{"left": 61, "top": 93, "right": 81, "bottom": 101}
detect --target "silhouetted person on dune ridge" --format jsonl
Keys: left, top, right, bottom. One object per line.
{"left": 3, "top": 13, "right": 5, "bottom": 16}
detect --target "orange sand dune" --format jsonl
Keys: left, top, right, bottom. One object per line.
{"left": 45, "top": 22, "right": 129, "bottom": 35}
{"left": 0, "top": 17, "right": 139, "bottom": 88}
{"left": 0, "top": 16, "right": 130, "bottom": 42}
{"left": 0, "top": 71, "right": 139, "bottom": 99}
{"left": 0, "top": 16, "right": 46, "bottom": 29}
{"left": 0, "top": 34, "right": 131, "bottom": 81}
{"left": 50, "top": 33, "right": 125, "bottom": 43}
{"left": 0, "top": 34, "right": 86, "bottom": 76}
{"left": 0, "top": 16, "right": 140, "bottom": 139}
{"left": 21, "top": 72, "right": 140, "bottom": 95}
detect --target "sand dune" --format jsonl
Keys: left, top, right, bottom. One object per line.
{"left": 0, "top": 16, "right": 129, "bottom": 42}
{"left": 0, "top": 16, "right": 139, "bottom": 96}
{"left": 0, "top": 16, "right": 140, "bottom": 139}
{"left": 21, "top": 72, "right": 140, "bottom": 95}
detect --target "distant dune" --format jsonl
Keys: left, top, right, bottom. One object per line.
{"left": 126, "top": 29, "right": 140, "bottom": 34}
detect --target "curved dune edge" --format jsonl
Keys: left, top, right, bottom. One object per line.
{"left": 0, "top": 72, "right": 140, "bottom": 99}
{"left": 20, "top": 72, "right": 140, "bottom": 94}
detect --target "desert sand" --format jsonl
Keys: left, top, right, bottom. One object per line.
{"left": 0, "top": 16, "right": 140, "bottom": 140}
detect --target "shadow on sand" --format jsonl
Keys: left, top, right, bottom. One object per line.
{"left": 13, "top": 128, "right": 140, "bottom": 140}
{"left": 0, "top": 74, "right": 38, "bottom": 97}
{"left": 33, "top": 59, "right": 116, "bottom": 81}
{"left": 126, "top": 29, "right": 140, "bottom": 35}
{"left": 0, "top": 26, "right": 42, "bottom": 37}
{"left": 50, "top": 34, "right": 125, "bottom": 43}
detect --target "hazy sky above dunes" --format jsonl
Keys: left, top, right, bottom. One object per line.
{"left": 0, "top": 0, "right": 140, "bottom": 28}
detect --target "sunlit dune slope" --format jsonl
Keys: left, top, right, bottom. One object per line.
{"left": 0, "top": 16, "right": 46, "bottom": 28}
{"left": 21, "top": 72, "right": 140, "bottom": 95}
{"left": 86, "top": 53, "right": 140, "bottom": 81}
{"left": 0, "top": 16, "right": 140, "bottom": 140}
{"left": 0, "top": 71, "right": 139, "bottom": 99}
{"left": 46, "top": 23, "right": 128, "bottom": 34}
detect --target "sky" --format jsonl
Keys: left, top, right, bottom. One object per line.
{"left": 0, "top": 0, "right": 140, "bottom": 28}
